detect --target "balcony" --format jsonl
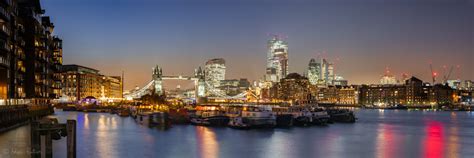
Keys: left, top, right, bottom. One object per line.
{"left": 0, "top": 6, "right": 10, "bottom": 22}
{"left": 17, "top": 66, "right": 25, "bottom": 73}
{"left": 0, "top": 40, "right": 9, "bottom": 51}
{"left": 0, "top": 24, "right": 9, "bottom": 36}
{"left": 0, "top": 55, "right": 8, "bottom": 67}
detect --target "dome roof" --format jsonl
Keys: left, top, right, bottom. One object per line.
{"left": 285, "top": 73, "right": 306, "bottom": 79}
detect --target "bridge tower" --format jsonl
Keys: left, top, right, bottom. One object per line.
{"left": 194, "top": 66, "right": 206, "bottom": 97}
{"left": 152, "top": 65, "right": 163, "bottom": 95}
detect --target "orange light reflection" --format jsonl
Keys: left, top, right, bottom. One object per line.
{"left": 195, "top": 126, "right": 219, "bottom": 158}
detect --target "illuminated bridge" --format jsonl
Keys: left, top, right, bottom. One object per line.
{"left": 124, "top": 65, "right": 247, "bottom": 100}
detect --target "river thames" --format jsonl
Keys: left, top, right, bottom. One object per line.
{"left": 1, "top": 109, "right": 474, "bottom": 158}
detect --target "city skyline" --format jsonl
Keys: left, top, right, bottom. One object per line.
{"left": 41, "top": 0, "right": 473, "bottom": 90}
{"left": 1, "top": 1, "right": 474, "bottom": 157}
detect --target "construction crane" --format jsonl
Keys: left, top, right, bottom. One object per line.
{"left": 456, "top": 65, "right": 461, "bottom": 80}
{"left": 443, "top": 66, "right": 454, "bottom": 84}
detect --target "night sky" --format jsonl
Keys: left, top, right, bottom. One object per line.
{"left": 41, "top": 0, "right": 473, "bottom": 90}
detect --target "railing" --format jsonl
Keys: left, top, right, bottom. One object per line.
{"left": 0, "top": 55, "right": 8, "bottom": 66}
{"left": 0, "top": 99, "right": 31, "bottom": 106}
{"left": 0, "top": 40, "right": 9, "bottom": 51}
{"left": 0, "top": 24, "right": 10, "bottom": 36}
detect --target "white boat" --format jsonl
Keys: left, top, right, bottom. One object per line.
{"left": 291, "top": 109, "right": 313, "bottom": 126}
{"left": 240, "top": 106, "right": 276, "bottom": 128}
{"left": 190, "top": 105, "right": 230, "bottom": 126}
{"left": 228, "top": 116, "right": 250, "bottom": 129}
{"left": 135, "top": 112, "right": 169, "bottom": 126}
{"left": 310, "top": 109, "right": 330, "bottom": 125}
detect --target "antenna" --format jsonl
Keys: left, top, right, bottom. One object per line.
{"left": 456, "top": 65, "right": 461, "bottom": 80}
{"left": 121, "top": 70, "right": 124, "bottom": 98}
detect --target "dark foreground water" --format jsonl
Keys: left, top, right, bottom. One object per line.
{"left": 1, "top": 109, "right": 474, "bottom": 158}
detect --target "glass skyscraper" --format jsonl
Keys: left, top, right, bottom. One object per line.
{"left": 265, "top": 36, "right": 288, "bottom": 83}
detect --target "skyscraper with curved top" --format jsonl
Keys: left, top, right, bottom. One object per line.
{"left": 265, "top": 36, "right": 288, "bottom": 83}
{"left": 205, "top": 58, "right": 226, "bottom": 88}
{"left": 307, "top": 58, "right": 321, "bottom": 85}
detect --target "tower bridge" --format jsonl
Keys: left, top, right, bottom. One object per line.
{"left": 124, "top": 65, "right": 247, "bottom": 100}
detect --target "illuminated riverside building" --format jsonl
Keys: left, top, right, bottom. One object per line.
{"left": 101, "top": 76, "right": 123, "bottom": 101}
{"left": 1, "top": 0, "right": 63, "bottom": 105}
{"left": 265, "top": 36, "right": 288, "bottom": 83}
{"left": 60, "top": 65, "right": 122, "bottom": 102}
{"left": 359, "top": 77, "right": 455, "bottom": 107}
{"left": 204, "top": 58, "right": 226, "bottom": 88}
{"left": 270, "top": 73, "right": 313, "bottom": 105}
{"left": 316, "top": 85, "right": 359, "bottom": 105}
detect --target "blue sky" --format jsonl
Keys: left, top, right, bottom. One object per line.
{"left": 41, "top": 0, "right": 473, "bottom": 89}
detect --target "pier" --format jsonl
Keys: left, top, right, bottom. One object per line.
{"left": 0, "top": 105, "right": 54, "bottom": 133}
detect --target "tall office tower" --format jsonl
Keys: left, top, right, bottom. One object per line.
{"left": 204, "top": 58, "right": 226, "bottom": 88}
{"left": 265, "top": 35, "right": 288, "bottom": 83}
{"left": 321, "top": 59, "right": 329, "bottom": 83}
{"left": 307, "top": 58, "right": 321, "bottom": 85}
{"left": 327, "top": 63, "right": 334, "bottom": 84}
{"left": 317, "top": 58, "right": 336, "bottom": 85}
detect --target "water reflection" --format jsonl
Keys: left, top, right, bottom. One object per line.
{"left": 376, "top": 124, "right": 399, "bottom": 158}
{"left": 423, "top": 121, "right": 444, "bottom": 158}
{"left": 447, "top": 126, "right": 459, "bottom": 158}
{"left": 95, "top": 114, "right": 118, "bottom": 158}
{"left": 84, "top": 113, "right": 89, "bottom": 129}
{"left": 1, "top": 110, "right": 474, "bottom": 158}
{"left": 195, "top": 126, "right": 219, "bottom": 158}
{"left": 322, "top": 131, "right": 344, "bottom": 158}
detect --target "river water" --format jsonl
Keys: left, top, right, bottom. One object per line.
{"left": 1, "top": 109, "right": 474, "bottom": 158}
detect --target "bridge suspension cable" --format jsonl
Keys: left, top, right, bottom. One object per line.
{"left": 124, "top": 80, "right": 154, "bottom": 99}
{"left": 125, "top": 79, "right": 248, "bottom": 99}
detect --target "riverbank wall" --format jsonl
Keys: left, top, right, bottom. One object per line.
{"left": 0, "top": 105, "right": 54, "bottom": 133}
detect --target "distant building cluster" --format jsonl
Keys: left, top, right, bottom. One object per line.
{"left": 203, "top": 58, "right": 250, "bottom": 97}
{"left": 60, "top": 65, "right": 123, "bottom": 103}
{"left": 0, "top": 0, "right": 63, "bottom": 106}
{"left": 379, "top": 68, "right": 409, "bottom": 85}
{"left": 446, "top": 79, "right": 473, "bottom": 91}
{"left": 307, "top": 58, "right": 346, "bottom": 86}
{"left": 249, "top": 35, "right": 472, "bottom": 107}
{"left": 265, "top": 74, "right": 471, "bottom": 107}
{"left": 252, "top": 36, "right": 350, "bottom": 104}
{"left": 156, "top": 58, "right": 250, "bottom": 100}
